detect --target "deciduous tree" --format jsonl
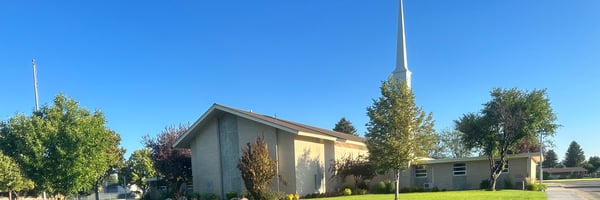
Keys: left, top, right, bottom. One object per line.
{"left": 0, "top": 94, "right": 123, "bottom": 198}
{"left": 0, "top": 150, "right": 34, "bottom": 200}
{"left": 455, "top": 88, "right": 558, "bottom": 191}
{"left": 333, "top": 117, "right": 358, "bottom": 135}
{"left": 584, "top": 156, "right": 600, "bottom": 174}
{"left": 330, "top": 155, "right": 375, "bottom": 190}
{"left": 564, "top": 141, "right": 585, "bottom": 167}
{"left": 143, "top": 124, "right": 191, "bottom": 193}
{"left": 121, "top": 148, "right": 157, "bottom": 193}
{"left": 434, "top": 129, "right": 473, "bottom": 158}
{"left": 365, "top": 78, "right": 436, "bottom": 200}
{"left": 237, "top": 135, "right": 277, "bottom": 200}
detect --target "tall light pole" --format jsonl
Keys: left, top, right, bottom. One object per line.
{"left": 539, "top": 132, "right": 544, "bottom": 191}
{"left": 32, "top": 59, "right": 39, "bottom": 112}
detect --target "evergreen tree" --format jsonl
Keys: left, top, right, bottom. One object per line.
{"left": 542, "top": 149, "right": 559, "bottom": 168}
{"left": 365, "top": 78, "right": 436, "bottom": 200}
{"left": 564, "top": 141, "right": 585, "bottom": 167}
{"left": 333, "top": 117, "right": 357, "bottom": 135}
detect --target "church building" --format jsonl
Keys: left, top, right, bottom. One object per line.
{"left": 173, "top": 0, "right": 541, "bottom": 198}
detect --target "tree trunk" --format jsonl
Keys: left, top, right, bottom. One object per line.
{"left": 95, "top": 184, "right": 100, "bottom": 200}
{"left": 9, "top": 189, "right": 12, "bottom": 200}
{"left": 394, "top": 169, "right": 400, "bottom": 200}
{"left": 489, "top": 172, "right": 500, "bottom": 191}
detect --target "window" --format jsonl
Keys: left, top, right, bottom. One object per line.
{"left": 415, "top": 165, "right": 427, "bottom": 178}
{"left": 453, "top": 163, "right": 466, "bottom": 176}
{"left": 495, "top": 161, "right": 509, "bottom": 173}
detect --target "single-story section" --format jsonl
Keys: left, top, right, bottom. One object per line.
{"left": 174, "top": 104, "right": 542, "bottom": 198}
{"left": 173, "top": 104, "right": 368, "bottom": 197}
{"left": 543, "top": 167, "right": 587, "bottom": 179}
{"left": 398, "top": 153, "right": 541, "bottom": 190}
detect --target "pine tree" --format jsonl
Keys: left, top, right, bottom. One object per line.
{"left": 564, "top": 141, "right": 585, "bottom": 167}
{"left": 542, "top": 149, "right": 559, "bottom": 168}
{"left": 333, "top": 117, "right": 358, "bottom": 135}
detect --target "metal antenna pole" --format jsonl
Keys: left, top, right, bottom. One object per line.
{"left": 32, "top": 59, "right": 39, "bottom": 112}
{"left": 33, "top": 59, "right": 46, "bottom": 200}
{"left": 539, "top": 133, "right": 544, "bottom": 191}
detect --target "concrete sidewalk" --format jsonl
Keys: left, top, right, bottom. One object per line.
{"left": 546, "top": 183, "right": 589, "bottom": 200}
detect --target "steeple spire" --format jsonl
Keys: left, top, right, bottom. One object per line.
{"left": 391, "top": 0, "right": 412, "bottom": 88}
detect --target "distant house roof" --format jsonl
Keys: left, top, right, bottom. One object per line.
{"left": 173, "top": 104, "right": 365, "bottom": 148}
{"left": 543, "top": 167, "right": 588, "bottom": 174}
{"left": 421, "top": 153, "right": 542, "bottom": 165}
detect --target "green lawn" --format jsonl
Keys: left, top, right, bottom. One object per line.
{"left": 312, "top": 190, "right": 546, "bottom": 200}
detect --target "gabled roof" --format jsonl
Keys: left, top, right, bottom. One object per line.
{"left": 173, "top": 104, "right": 365, "bottom": 148}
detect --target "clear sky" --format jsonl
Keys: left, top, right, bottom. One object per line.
{"left": 1, "top": 1, "right": 599, "bottom": 160}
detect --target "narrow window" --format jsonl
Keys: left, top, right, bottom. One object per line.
{"left": 453, "top": 163, "right": 466, "bottom": 176}
{"left": 415, "top": 165, "right": 427, "bottom": 178}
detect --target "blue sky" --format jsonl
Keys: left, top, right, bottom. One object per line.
{"left": 1, "top": 1, "right": 599, "bottom": 160}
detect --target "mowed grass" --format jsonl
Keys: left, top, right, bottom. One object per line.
{"left": 314, "top": 190, "right": 546, "bottom": 200}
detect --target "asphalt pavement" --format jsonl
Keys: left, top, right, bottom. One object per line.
{"left": 546, "top": 180, "right": 600, "bottom": 200}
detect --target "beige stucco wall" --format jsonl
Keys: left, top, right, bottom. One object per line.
{"left": 236, "top": 117, "right": 294, "bottom": 194}
{"left": 406, "top": 156, "right": 537, "bottom": 190}
{"left": 294, "top": 136, "right": 326, "bottom": 195}
{"left": 189, "top": 118, "right": 222, "bottom": 194}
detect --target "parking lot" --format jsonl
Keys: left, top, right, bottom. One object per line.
{"left": 547, "top": 180, "right": 600, "bottom": 200}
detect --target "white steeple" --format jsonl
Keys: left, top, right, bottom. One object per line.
{"left": 391, "top": 0, "right": 412, "bottom": 88}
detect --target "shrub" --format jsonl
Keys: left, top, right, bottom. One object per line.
{"left": 200, "top": 193, "right": 219, "bottom": 200}
{"left": 480, "top": 179, "right": 491, "bottom": 189}
{"left": 260, "top": 191, "right": 283, "bottom": 200}
{"left": 285, "top": 193, "right": 300, "bottom": 200}
{"left": 356, "top": 189, "right": 368, "bottom": 195}
{"left": 526, "top": 183, "right": 547, "bottom": 191}
{"left": 370, "top": 181, "right": 387, "bottom": 194}
{"left": 238, "top": 136, "right": 277, "bottom": 200}
{"left": 343, "top": 188, "right": 352, "bottom": 196}
{"left": 503, "top": 178, "right": 513, "bottom": 189}
{"left": 188, "top": 192, "right": 201, "bottom": 200}
{"left": 413, "top": 187, "right": 424, "bottom": 192}
{"left": 399, "top": 187, "right": 412, "bottom": 193}
{"left": 385, "top": 181, "right": 396, "bottom": 193}
{"left": 431, "top": 186, "right": 439, "bottom": 192}
{"left": 226, "top": 191, "right": 238, "bottom": 200}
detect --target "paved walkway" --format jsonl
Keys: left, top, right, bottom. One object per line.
{"left": 546, "top": 182, "right": 589, "bottom": 200}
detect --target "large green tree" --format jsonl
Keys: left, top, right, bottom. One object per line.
{"left": 121, "top": 148, "right": 157, "bottom": 193}
{"left": 455, "top": 88, "right": 558, "bottom": 191}
{"left": 564, "top": 141, "right": 585, "bottom": 167}
{"left": 365, "top": 78, "right": 436, "bottom": 200}
{"left": 237, "top": 135, "right": 277, "bottom": 200}
{"left": 434, "top": 129, "right": 473, "bottom": 159}
{"left": 0, "top": 150, "right": 34, "bottom": 200}
{"left": 143, "top": 124, "right": 191, "bottom": 193}
{"left": 584, "top": 156, "right": 600, "bottom": 174}
{"left": 333, "top": 117, "right": 358, "bottom": 135}
{"left": 91, "top": 130, "right": 125, "bottom": 200}
{"left": 542, "top": 149, "right": 560, "bottom": 168}
{"left": 0, "top": 94, "right": 123, "bottom": 198}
